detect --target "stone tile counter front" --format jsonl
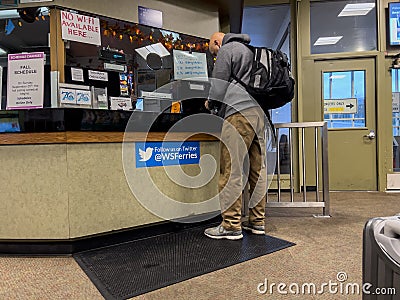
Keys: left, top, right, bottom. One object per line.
{"left": 0, "top": 109, "right": 220, "bottom": 243}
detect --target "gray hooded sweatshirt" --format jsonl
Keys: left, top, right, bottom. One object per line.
{"left": 209, "top": 33, "right": 258, "bottom": 118}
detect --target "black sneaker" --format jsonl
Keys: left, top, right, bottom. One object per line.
{"left": 204, "top": 224, "right": 243, "bottom": 240}
{"left": 241, "top": 221, "right": 265, "bottom": 235}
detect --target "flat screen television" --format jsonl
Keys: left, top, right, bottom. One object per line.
{"left": 389, "top": 2, "right": 400, "bottom": 45}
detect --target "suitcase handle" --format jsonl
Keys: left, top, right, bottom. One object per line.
{"left": 374, "top": 218, "right": 400, "bottom": 266}
{"left": 384, "top": 220, "right": 400, "bottom": 238}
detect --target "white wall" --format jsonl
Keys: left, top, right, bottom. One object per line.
{"left": 48, "top": 0, "right": 219, "bottom": 38}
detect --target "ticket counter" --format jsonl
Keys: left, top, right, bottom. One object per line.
{"left": 0, "top": 4, "right": 219, "bottom": 254}
{"left": 0, "top": 109, "right": 220, "bottom": 254}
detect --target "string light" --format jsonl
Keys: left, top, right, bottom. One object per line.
{"left": 99, "top": 20, "right": 210, "bottom": 52}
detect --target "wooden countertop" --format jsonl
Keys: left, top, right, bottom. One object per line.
{"left": 0, "top": 132, "right": 220, "bottom": 145}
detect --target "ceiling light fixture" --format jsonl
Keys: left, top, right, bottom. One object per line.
{"left": 329, "top": 75, "right": 346, "bottom": 79}
{"left": 314, "top": 36, "right": 343, "bottom": 46}
{"left": 338, "top": 3, "right": 375, "bottom": 17}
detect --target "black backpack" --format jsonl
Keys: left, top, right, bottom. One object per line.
{"left": 232, "top": 45, "right": 295, "bottom": 111}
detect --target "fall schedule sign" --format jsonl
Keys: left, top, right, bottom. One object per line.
{"left": 7, "top": 52, "right": 44, "bottom": 110}
{"left": 61, "top": 11, "right": 101, "bottom": 46}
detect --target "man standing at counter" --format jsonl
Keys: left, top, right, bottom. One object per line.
{"left": 204, "top": 32, "right": 268, "bottom": 240}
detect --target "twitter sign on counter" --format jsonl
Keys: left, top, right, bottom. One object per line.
{"left": 135, "top": 141, "right": 200, "bottom": 168}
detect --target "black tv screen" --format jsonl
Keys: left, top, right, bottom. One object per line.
{"left": 389, "top": 2, "right": 400, "bottom": 45}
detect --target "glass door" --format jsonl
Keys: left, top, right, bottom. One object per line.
{"left": 315, "top": 58, "right": 377, "bottom": 190}
{"left": 392, "top": 69, "right": 400, "bottom": 172}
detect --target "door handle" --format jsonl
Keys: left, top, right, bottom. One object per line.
{"left": 364, "top": 130, "right": 375, "bottom": 140}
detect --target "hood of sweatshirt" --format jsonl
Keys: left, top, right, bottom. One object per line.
{"left": 222, "top": 33, "right": 251, "bottom": 45}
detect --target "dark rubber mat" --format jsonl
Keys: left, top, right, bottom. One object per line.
{"left": 74, "top": 223, "right": 295, "bottom": 300}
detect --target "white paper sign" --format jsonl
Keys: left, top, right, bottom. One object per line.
{"left": 61, "top": 10, "right": 101, "bottom": 46}
{"left": 324, "top": 98, "right": 358, "bottom": 114}
{"left": 20, "top": 0, "right": 53, "bottom": 3}
{"left": 189, "top": 83, "right": 205, "bottom": 91}
{"left": 71, "top": 67, "right": 84, "bottom": 82}
{"left": 76, "top": 90, "right": 91, "bottom": 105}
{"left": 141, "top": 91, "right": 172, "bottom": 99}
{"left": 110, "top": 97, "right": 132, "bottom": 111}
{"left": 59, "top": 88, "right": 77, "bottom": 104}
{"left": 0, "top": 66, "right": 2, "bottom": 108}
{"left": 393, "top": 92, "right": 400, "bottom": 113}
{"left": 97, "top": 94, "right": 108, "bottom": 109}
{"left": 104, "top": 62, "right": 127, "bottom": 72}
{"left": 7, "top": 52, "right": 44, "bottom": 110}
{"left": 88, "top": 70, "right": 108, "bottom": 81}
{"left": 173, "top": 50, "right": 208, "bottom": 81}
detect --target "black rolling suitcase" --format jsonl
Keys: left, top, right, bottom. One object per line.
{"left": 363, "top": 216, "right": 400, "bottom": 299}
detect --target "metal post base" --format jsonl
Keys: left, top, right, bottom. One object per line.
{"left": 313, "top": 214, "right": 331, "bottom": 218}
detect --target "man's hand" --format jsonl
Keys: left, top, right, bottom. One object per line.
{"left": 204, "top": 100, "right": 210, "bottom": 110}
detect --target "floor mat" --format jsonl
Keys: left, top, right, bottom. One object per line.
{"left": 74, "top": 223, "right": 295, "bottom": 300}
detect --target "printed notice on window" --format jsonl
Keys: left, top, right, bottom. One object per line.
{"left": 7, "top": 52, "right": 44, "bottom": 110}
{"left": 110, "top": 97, "right": 132, "bottom": 111}
{"left": 393, "top": 92, "right": 400, "bottom": 113}
{"left": 324, "top": 98, "right": 358, "bottom": 114}
{"left": 173, "top": 50, "right": 208, "bottom": 81}
{"left": 61, "top": 10, "right": 101, "bottom": 46}
{"left": 71, "top": 67, "right": 84, "bottom": 82}
{"left": 88, "top": 70, "right": 108, "bottom": 81}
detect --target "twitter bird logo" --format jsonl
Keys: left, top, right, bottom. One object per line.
{"left": 138, "top": 147, "right": 154, "bottom": 162}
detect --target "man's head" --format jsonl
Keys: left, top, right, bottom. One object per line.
{"left": 209, "top": 32, "right": 225, "bottom": 57}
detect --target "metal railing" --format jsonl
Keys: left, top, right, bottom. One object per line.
{"left": 265, "top": 122, "right": 330, "bottom": 217}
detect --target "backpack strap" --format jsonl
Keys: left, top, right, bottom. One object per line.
{"left": 231, "top": 73, "right": 247, "bottom": 90}
{"left": 230, "top": 51, "right": 277, "bottom": 144}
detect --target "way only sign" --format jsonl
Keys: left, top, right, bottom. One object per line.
{"left": 324, "top": 98, "right": 358, "bottom": 114}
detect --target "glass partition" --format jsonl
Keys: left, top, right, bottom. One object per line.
{"left": 0, "top": 7, "right": 50, "bottom": 110}
{"left": 64, "top": 12, "right": 211, "bottom": 111}
{"left": 0, "top": 7, "right": 212, "bottom": 113}
{"left": 392, "top": 69, "right": 400, "bottom": 171}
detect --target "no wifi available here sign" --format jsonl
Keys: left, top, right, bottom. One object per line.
{"left": 61, "top": 11, "right": 101, "bottom": 46}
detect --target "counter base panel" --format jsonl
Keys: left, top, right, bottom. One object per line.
{"left": 0, "top": 140, "right": 220, "bottom": 243}
{"left": 0, "top": 213, "right": 222, "bottom": 255}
